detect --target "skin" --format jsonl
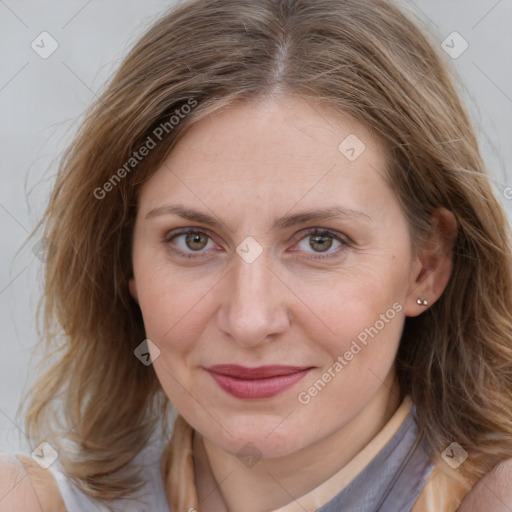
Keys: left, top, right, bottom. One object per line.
{"left": 458, "top": 459, "right": 512, "bottom": 511}
{"left": 129, "top": 94, "right": 458, "bottom": 511}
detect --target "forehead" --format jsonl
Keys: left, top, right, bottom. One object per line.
{"left": 138, "top": 95, "right": 394, "bottom": 221}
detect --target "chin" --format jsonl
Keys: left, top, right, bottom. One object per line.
{"left": 205, "top": 415, "right": 314, "bottom": 460}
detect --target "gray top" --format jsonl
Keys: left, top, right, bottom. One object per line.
{"left": 317, "top": 408, "right": 434, "bottom": 511}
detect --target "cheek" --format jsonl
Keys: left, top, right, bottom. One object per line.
{"left": 295, "top": 287, "right": 404, "bottom": 420}
{"left": 296, "top": 261, "right": 407, "bottom": 393}
{"left": 299, "top": 261, "right": 406, "bottom": 341}
{"left": 134, "top": 267, "right": 209, "bottom": 402}
{"left": 134, "top": 259, "right": 215, "bottom": 353}
{"left": 317, "top": 298, "right": 404, "bottom": 383}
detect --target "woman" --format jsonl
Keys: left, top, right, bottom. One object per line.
{"left": 1, "top": 0, "right": 512, "bottom": 510}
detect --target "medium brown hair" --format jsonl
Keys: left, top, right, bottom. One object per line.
{"left": 23, "top": 0, "right": 512, "bottom": 504}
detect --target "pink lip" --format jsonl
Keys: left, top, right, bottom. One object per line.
{"left": 205, "top": 365, "right": 312, "bottom": 399}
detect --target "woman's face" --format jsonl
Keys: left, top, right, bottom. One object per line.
{"left": 129, "top": 95, "right": 427, "bottom": 458}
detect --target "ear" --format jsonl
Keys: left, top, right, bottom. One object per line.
{"left": 404, "top": 207, "right": 458, "bottom": 317}
{"left": 129, "top": 277, "right": 139, "bottom": 304}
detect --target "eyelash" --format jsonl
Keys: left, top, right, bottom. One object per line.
{"left": 162, "top": 227, "right": 350, "bottom": 261}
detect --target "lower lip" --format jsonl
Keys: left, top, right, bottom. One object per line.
{"left": 207, "top": 369, "right": 311, "bottom": 399}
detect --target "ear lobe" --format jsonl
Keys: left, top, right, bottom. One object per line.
{"left": 129, "top": 277, "right": 139, "bottom": 304}
{"left": 404, "top": 207, "right": 458, "bottom": 317}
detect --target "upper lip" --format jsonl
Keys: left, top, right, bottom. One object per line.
{"left": 205, "top": 364, "right": 312, "bottom": 379}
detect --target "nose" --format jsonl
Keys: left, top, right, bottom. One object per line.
{"left": 216, "top": 247, "right": 290, "bottom": 347}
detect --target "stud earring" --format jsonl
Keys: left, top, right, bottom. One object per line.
{"left": 416, "top": 298, "right": 428, "bottom": 306}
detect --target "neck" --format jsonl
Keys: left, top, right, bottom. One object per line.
{"left": 194, "top": 371, "right": 402, "bottom": 512}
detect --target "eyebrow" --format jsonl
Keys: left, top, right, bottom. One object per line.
{"left": 145, "top": 204, "right": 373, "bottom": 230}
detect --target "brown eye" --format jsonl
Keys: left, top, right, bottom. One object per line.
{"left": 184, "top": 232, "right": 209, "bottom": 251}
{"left": 163, "top": 228, "right": 215, "bottom": 259}
{"left": 308, "top": 233, "right": 334, "bottom": 253}
{"left": 293, "top": 228, "right": 348, "bottom": 260}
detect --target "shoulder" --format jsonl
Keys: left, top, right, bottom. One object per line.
{"left": 458, "top": 458, "right": 512, "bottom": 512}
{"left": 0, "top": 451, "right": 66, "bottom": 512}
{"left": 0, "top": 451, "right": 43, "bottom": 511}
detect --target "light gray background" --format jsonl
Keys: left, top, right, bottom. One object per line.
{"left": 1, "top": 0, "right": 511, "bottom": 453}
